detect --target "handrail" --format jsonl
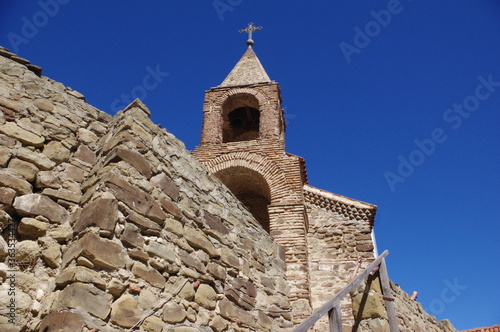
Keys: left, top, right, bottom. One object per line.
{"left": 291, "top": 250, "right": 399, "bottom": 332}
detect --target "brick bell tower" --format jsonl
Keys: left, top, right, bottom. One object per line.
{"left": 193, "top": 23, "right": 313, "bottom": 322}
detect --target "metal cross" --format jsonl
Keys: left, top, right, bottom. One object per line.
{"left": 238, "top": 22, "right": 263, "bottom": 46}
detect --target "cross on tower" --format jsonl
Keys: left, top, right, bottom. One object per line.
{"left": 238, "top": 22, "right": 263, "bottom": 47}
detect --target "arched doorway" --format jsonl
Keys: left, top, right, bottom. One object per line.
{"left": 215, "top": 166, "right": 271, "bottom": 232}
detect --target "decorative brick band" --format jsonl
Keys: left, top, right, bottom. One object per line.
{"left": 303, "top": 185, "right": 376, "bottom": 225}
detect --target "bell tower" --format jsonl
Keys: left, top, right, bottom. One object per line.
{"left": 193, "top": 23, "right": 313, "bottom": 323}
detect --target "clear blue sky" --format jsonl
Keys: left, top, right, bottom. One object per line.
{"left": 1, "top": 1, "right": 499, "bottom": 330}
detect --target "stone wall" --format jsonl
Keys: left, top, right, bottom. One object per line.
{"left": 350, "top": 273, "right": 457, "bottom": 332}
{"left": 304, "top": 185, "right": 376, "bottom": 331}
{"left": 0, "top": 48, "right": 292, "bottom": 331}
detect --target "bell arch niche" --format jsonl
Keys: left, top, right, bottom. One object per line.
{"left": 215, "top": 166, "right": 271, "bottom": 232}
{"left": 222, "top": 93, "right": 260, "bottom": 143}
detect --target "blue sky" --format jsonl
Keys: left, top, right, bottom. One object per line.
{"left": 1, "top": 1, "right": 499, "bottom": 330}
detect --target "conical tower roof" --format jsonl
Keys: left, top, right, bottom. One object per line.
{"left": 220, "top": 47, "right": 271, "bottom": 87}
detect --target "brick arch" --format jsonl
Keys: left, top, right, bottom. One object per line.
{"left": 214, "top": 87, "right": 271, "bottom": 110}
{"left": 203, "top": 151, "right": 298, "bottom": 202}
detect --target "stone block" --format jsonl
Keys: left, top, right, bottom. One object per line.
{"left": 218, "top": 298, "right": 255, "bottom": 327}
{"left": 7, "top": 158, "right": 38, "bottom": 181}
{"left": 107, "top": 278, "right": 127, "bottom": 298}
{"left": 17, "top": 217, "right": 48, "bottom": 237}
{"left": 0, "top": 145, "right": 12, "bottom": 167}
{"left": 13, "top": 194, "right": 68, "bottom": 224}
{"left": 0, "top": 187, "right": 16, "bottom": 206}
{"left": 55, "top": 282, "right": 112, "bottom": 320}
{"left": 145, "top": 241, "right": 176, "bottom": 263}
{"left": 209, "top": 315, "right": 228, "bottom": 332}
{"left": 161, "top": 197, "right": 183, "bottom": 220}
{"left": 195, "top": 284, "right": 218, "bottom": 309}
{"left": 56, "top": 266, "right": 106, "bottom": 289}
{"left": 110, "top": 294, "right": 141, "bottom": 328}
{"left": 351, "top": 290, "right": 388, "bottom": 320}
{"left": 121, "top": 222, "right": 145, "bottom": 248}
{"left": 0, "top": 121, "right": 44, "bottom": 147}
{"left": 142, "top": 315, "right": 163, "bottom": 332}
{"left": 62, "top": 232, "right": 126, "bottom": 270}
{"left": 38, "top": 311, "right": 85, "bottom": 332}
{"left": 150, "top": 172, "right": 179, "bottom": 201}
{"left": 35, "top": 171, "right": 60, "bottom": 189}
{"left": 74, "top": 144, "right": 96, "bottom": 164}
{"left": 43, "top": 140, "right": 70, "bottom": 163}
{"left": 165, "top": 277, "right": 195, "bottom": 301}
{"left": 184, "top": 227, "right": 218, "bottom": 258}
{"left": 73, "top": 197, "right": 118, "bottom": 235}
{"left": 0, "top": 169, "right": 32, "bottom": 195}
{"left": 105, "top": 174, "right": 166, "bottom": 223}
{"left": 124, "top": 206, "right": 162, "bottom": 234}
{"left": 42, "top": 188, "right": 82, "bottom": 203}
{"left": 15, "top": 240, "right": 40, "bottom": 263}
{"left": 131, "top": 261, "right": 166, "bottom": 288}
{"left": 162, "top": 302, "right": 186, "bottom": 324}
{"left": 138, "top": 288, "right": 158, "bottom": 311}
{"left": 15, "top": 147, "right": 55, "bottom": 170}
{"left": 104, "top": 146, "right": 152, "bottom": 179}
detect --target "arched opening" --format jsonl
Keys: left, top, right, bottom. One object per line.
{"left": 215, "top": 167, "right": 271, "bottom": 232}
{"left": 222, "top": 93, "right": 260, "bottom": 143}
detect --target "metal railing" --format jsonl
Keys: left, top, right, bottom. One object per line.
{"left": 291, "top": 250, "right": 399, "bottom": 332}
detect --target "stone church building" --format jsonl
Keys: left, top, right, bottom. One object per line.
{"left": 0, "top": 34, "right": 457, "bottom": 331}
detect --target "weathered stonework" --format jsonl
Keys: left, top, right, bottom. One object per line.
{"left": 0, "top": 44, "right": 457, "bottom": 332}
{"left": 0, "top": 47, "right": 292, "bottom": 331}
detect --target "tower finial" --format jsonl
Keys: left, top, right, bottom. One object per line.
{"left": 238, "top": 22, "right": 263, "bottom": 47}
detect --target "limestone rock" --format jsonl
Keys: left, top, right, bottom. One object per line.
{"left": 105, "top": 175, "right": 166, "bottom": 223}
{"left": 165, "top": 277, "right": 195, "bottom": 301}
{"left": 62, "top": 232, "right": 126, "bottom": 270}
{"left": 0, "top": 169, "right": 32, "bottom": 195}
{"left": 351, "top": 290, "right": 388, "bottom": 320}
{"left": 73, "top": 197, "right": 118, "bottom": 235}
{"left": 209, "top": 315, "right": 228, "bottom": 332}
{"left": 195, "top": 284, "right": 218, "bottom": 309}
{"left": 17, "top": 217, "right": 48, "bottom": 238}
{"left": 41, "top": 239, "right": 61, "bottom": 268}
{"left": 15, "top": 240, "right": 40, "bottom": 263}
{"left": 219, "top": 298, "right": 255, "bottom": 327}
{"left": 42, "top": 188, "right": 82, "bottom": 203}
{"left": 35, "top": 170, "right": 60, "bottom": 189}
{"left": 0, "top": 237, "right": 8, "bottom": 261}
{"left": 120, "top": 222, "right": 144, "bottom": 248}
{"left": 15, "top": 147, "right": 55, "bottom": 170}
{"left": 56, "top": 266, "right": 106, "bottom": 289}
{"left": 74, "top": 144, "right": 97, "bottom": 164}
{"left": 107, "top": 278, "right": 127, "bottom": 298}
{"left": 131, "top": 261, "right": 166, "bottom": 288}
{"left": 110, "top": 294, "right": 141, "bottom": 328}
{"left": 38, "top": 311, "right": 85, "bottom": 332}
{"left": 0, "top": 145, "right": 12, "bottom": 167}
{"left": 55, "top": 282, "right": 112, "bottom": 320}
{"left": 104, "top": 146, "right": 152, "bottom": 179}
{"left": 138, "top": 288, "right": 158, "bottom": 311}
{"left": 33, "top": 98, "right": 55, "bottom": 113}
{"left": 145, "top": 241, "right": 176, "bottom": 263}
{"left": 167, "top": 327, "right": 201, "bottom": 332}
{"left": 151, "top": 172, "right": 179, "bottom": 201}
{"left": 142, "top": 315, "right": 164, "bottom": 332}
{"left": 13, "top": 194, "right": 69, "bottom": 224}
{"left": 0, "top": 121, "right": 44, "bottom": 146}
{"left": 184, "top": 228, "right": 218, "bottom": 258}
{"left": 43, "top": 140, "right": 70, "bottom": 163}
{"left": 0, "top": 187, "right": 16, "bottom": 206}
{"left": 7, "top": 158, "right": 38, "bottom": 182}
{"left": 162, "top": 302, "right": 186, "bottom": 324}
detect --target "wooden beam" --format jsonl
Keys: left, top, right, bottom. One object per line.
{"left": 379, "top": 258, "right": 399, "bottom": 332}
{"left": 292, "top": 250, "right": 389, "bottom": 332}
{"left": 329, "top": 303, "right": 342, "bottom": 332}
